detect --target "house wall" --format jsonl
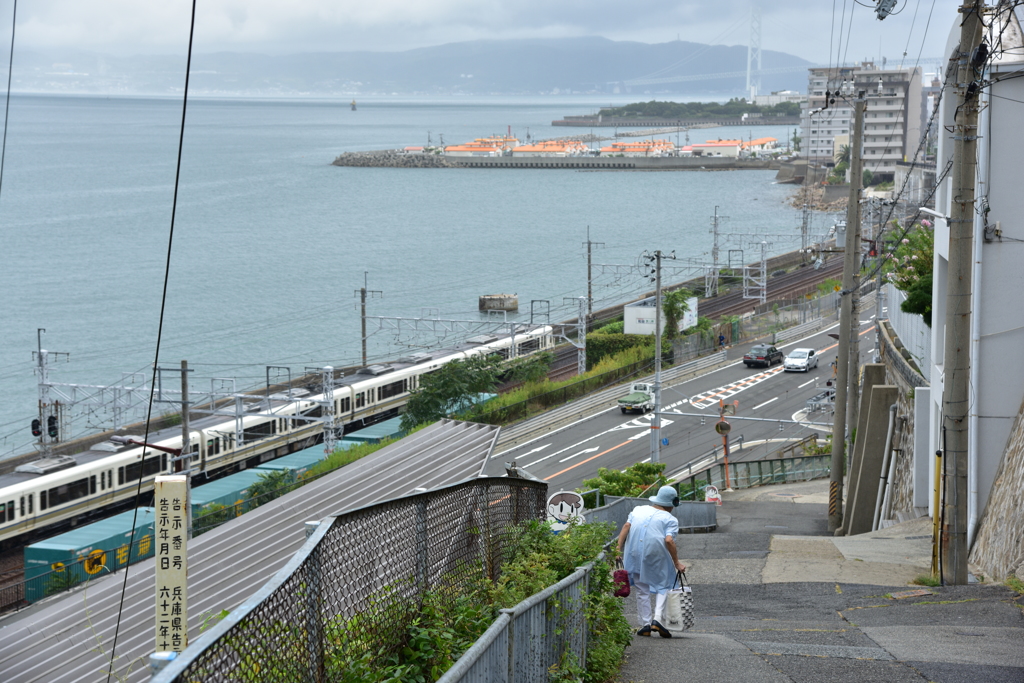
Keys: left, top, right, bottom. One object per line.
{"left": 929, "top": 28, "right": 1024, "bottom": 545}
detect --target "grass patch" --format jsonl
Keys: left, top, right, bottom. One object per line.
{"left": 1004, "top": 576, "right": 1024, "bottom": 595}
{"left": 912, "top": 574, "right": 941, "bottom": 587}
{"left": 911, "top": 598, "right": 979, "bottom": 606}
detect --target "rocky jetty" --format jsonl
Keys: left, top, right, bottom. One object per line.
{"left": 332, "top": 150, "right": 455, "bottom": 168}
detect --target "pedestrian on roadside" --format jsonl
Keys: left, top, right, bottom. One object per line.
{"left": 719, "top": 334, "right": 726, "bottom": 349}
{"left": 616, "top": 485, "right": 687, "bottom": 638}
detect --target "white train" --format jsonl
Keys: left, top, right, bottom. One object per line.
{"left": 0, "top": 327, "right": 553, "bottom": 549}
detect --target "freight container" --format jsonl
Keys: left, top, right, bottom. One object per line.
{"left": 24, "top": 507, "right": 156, "bottom": 603}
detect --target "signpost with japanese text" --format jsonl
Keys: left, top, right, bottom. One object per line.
{"left": 154, "top": 475, "right": 188, "bottom": 652}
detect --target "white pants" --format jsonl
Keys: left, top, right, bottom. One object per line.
{"left": 634, "top": 581, "right": 668, "bottom": 626}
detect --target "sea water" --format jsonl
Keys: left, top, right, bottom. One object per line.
{"left": 0, "top": 94, "right": 816, "bottom": 458}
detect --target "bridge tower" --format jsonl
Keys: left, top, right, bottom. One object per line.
{"left": 746, "top": 2, "right": 762, "bottom": 101}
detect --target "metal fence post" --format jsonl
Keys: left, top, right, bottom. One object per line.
{"left": 415, "top": 497, "right": 428, "bottom": 590}
{"left": 501, "top": 607, "right": 516, "bottom": 683}
{"left": 306, "top": 543, "right": 324, "bottom": 683}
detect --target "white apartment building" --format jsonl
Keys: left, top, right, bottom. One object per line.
{"left": 801, "top": 63, "right": 923, "bottom": 178}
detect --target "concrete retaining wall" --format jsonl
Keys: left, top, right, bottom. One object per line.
{"left": 877, "top": 321, "right": 929, "bottom": 518}
{"left": 331, "top": 150, "right": 773, "bottom": 171}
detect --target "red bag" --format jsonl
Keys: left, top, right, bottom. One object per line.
{"left": 613, "top": 560, "right": 630, "bottom": 598}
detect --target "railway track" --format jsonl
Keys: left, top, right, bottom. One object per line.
{"left": 544, "top": 257, "right": 843, "bottom": 383}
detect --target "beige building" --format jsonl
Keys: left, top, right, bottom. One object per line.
{"left": 801, "top": 63, "right": 923, "bottom": 178}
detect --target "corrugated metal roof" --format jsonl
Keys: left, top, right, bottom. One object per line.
{"left": 0, "top": 419, "right": 500, "bottom": 683}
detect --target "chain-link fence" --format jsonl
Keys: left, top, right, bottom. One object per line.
{"left": 436, "top": 552, "right": 598, "bottom": 683}
{"left": 674, "top": 291, "right": 842, "bottom": 361}
{"left": 154, "top": 477, "right": 547, "bottom": 683}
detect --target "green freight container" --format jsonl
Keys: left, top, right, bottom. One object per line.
{"left": 24, "top": 507, "right": 156, "bottom": 603}
{"left": 343, "top": 416, "right": 406, "bottom": 444}
{"left": 254, "top": 441, "right": 355, "bottom": 482}
{"left": 190, "top": 469, "right": 268, "bottom": 522}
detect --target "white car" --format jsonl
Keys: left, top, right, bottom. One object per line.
{"left": 784, "top": 348, "right": 819, "bottom": 372}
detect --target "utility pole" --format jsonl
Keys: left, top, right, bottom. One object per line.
{"left": 707, "top": 206, "right": 728, "bottom": 297}
{"left": 32, "top": 329, "right": 69, "bottom": 457}
{"left": 354, "top": 272, "right": 383, "bottom": 367}
{"left": 941, "top": 0, "right": 985, "bottom": 585}
{"left": 322, "top": 367, "right": 336, "bottom": 455}
{"left": 829, "top": 92, "right": 865, "bottom": 533}
{"left": 178, "top": 360, "right": 191, "bottom": 473}
{"left": 643, "top": 250, "right": 675, "bottom": 464}
{"left": 564, "top": 296, "right": 590, "bottom": 376}
{"left": 583, "top": 227, "right": 604, "bottom": 328}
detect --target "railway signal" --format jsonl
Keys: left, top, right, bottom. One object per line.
{"left": 31, "top": 419, "right": 42, "bottom": 437}
{"left": 47, "top": 415, "right": 58, "bottom": 439}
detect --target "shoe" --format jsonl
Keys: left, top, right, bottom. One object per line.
{"left": 635, "top": 625, "right": 652, "bottom": 637}
{"left": 651, "top": 620, "right": 672, "bottom": 638}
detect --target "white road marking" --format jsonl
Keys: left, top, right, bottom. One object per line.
{"left": 798, "top": 379, "right": 816, "bottom": 388}
{"left": 752, "top": 397, "right": 778, "bottom": 410}
{"left": 558, "top": 446, "right": 600, "bottom": 463}
{"left": 524, "top": 444, "right": 551, "bottom": 455}
{"left": 491, "top": 405, "right": 618, "bottom": 459}
{"left": 690, "top": 366, "right": 784, "bottom": 408}
{"left": 640, "top": 457, "right": 652, "bottom": 464}
{"left": 627, "top": 431, "right": 649, "bottom": 441}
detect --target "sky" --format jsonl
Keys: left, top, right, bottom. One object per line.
{"left": 4, "top": 0, "right": 964, "bottom": 64}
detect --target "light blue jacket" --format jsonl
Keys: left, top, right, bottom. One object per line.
{"left": 622, "top": 505, "right": 679, "bottom": 592}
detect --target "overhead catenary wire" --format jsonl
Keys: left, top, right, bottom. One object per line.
{"left": 106, "top": 1, "right": 198, "bottom": 679}
{"left": 0, "top": 0, "right": 15, "bottom": 202}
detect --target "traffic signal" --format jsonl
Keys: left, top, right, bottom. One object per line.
{"left": 31, "top": 419, "right": 42, "bottom": 437}
{"left": 47, "top": 415, "right": 58, "bottom": 439}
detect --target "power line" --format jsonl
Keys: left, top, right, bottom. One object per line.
{"left": 107, "top": 0, "right": 198, "bottom": 676}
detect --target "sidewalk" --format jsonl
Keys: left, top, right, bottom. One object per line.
{"left": 616, "top": 480, "right": 1024, "bottom": 683}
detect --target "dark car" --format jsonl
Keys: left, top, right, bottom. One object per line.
{"left": 743, "top": 344, "right": 783, "bottom": 368}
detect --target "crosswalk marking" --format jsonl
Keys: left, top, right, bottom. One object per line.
{"left": 689, "top": 367, "right": 784, "bottom": 409}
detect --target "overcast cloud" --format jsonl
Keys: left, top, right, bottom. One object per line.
{"left": 8, "top": 0, "right": 961, "bottom": 63}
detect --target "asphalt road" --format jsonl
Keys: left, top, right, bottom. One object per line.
{"left": 484, "top": 318, "right": 878, "bottom": 492}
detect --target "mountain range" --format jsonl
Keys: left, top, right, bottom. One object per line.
{"left": 8, "top": 37, "right": 812, "bottom": 97}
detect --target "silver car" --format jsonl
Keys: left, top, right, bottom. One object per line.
{"left": 784, "top": 348, "right": 819, "bottom": 372}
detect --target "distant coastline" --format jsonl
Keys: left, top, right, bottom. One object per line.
{"left": 331, "top": 150, "right": 775, "bottom": 170}
{"left": 552, "top": 114, "right": 801, "bottom": 127}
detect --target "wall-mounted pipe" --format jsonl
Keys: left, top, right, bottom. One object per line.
{"left": 873, "top": 404, "right": 899, "bottom": 531}
{"left": 881, "top": 416, "right": 906, "bottom": 523}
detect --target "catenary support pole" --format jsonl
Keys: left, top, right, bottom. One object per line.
{"left": 651, "top": 251, "right": 663, "bottom": 464}
{"left": 941, "top": 0, "right": 984, "bottom": 585}
{"left": 829, "top": 94, "right": 865, "bottom": 534}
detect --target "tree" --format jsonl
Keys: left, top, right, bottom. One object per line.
{"left": 791, "top": 130, "right": 802, "bottom": 152}
{"left": 901, "top": 272, "right": 933, "bottom": 326}
{"left": 400, "top": 354, "right": 502, "bottom": 431}
{"left": 503, "top": 352, "right": 553, "bottom": 385}
{"left": 882, "top": 223, "right": 935, "bottom": 327}
{"left": 248, "top": 469, "right": 293, "bottom": 509}
{"left": 862, "top": 168, "right": 874, "bottom": 187}
{"left": 578, "top": 462, "right": 667, "bottom": 507}
{"left": 662, "top": 289, "right": 692, "bottom": 341}
{"left": 835, "top": 144, "right": 851, "bottom": 165}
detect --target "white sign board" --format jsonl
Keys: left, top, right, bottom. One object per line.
{"left": 155, "top": 475, "right": 189, "bottom": 652}
{"left": 623, "top": 296, "right": 699, "bottom": 336}
{"left": 546, "top": 491, "right": 586, "bottom": 532}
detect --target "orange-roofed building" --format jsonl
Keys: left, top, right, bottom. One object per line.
{"left": 599, "top": 139, "right": 675, "bottom": 157}
{"left": 741, "top": 137, "right": 779, "bottom": 154}
{"left": 512, "top": 140, "right": 589, "bottom": 157}
{"left": 690, "top": 140, "right": 742, "bottom": 158}
{"left": 443, "top": 143, "right": 503, "bottom": 157}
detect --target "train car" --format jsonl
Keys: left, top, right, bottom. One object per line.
{"left": 0, "top": 325, "right": 553, "bottom": 550}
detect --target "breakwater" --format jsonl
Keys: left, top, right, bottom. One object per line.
{"left": 552, "top": 115, "right": 801, "bottom": 128}
{"left": 333, "top": 151, "right": 774, "bottom": 171}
